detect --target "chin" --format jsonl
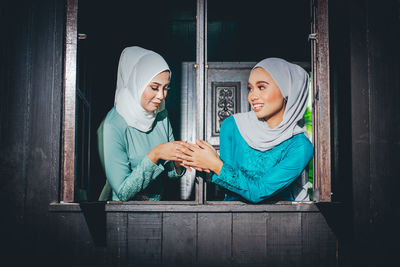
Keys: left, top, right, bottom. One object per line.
{"left": 144, "top": 106, "right": 157, "bottom": 112}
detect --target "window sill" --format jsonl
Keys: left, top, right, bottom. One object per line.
{"left": 48, "top": 201, "right": 341, "bottom": 213}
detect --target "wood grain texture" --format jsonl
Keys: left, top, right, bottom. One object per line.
{"left": 128, "top": 213, "right": 162, "bottom": 267}
{"left": 162, "top": 213, "right": 197, "bottom": 267}
{"left": 197, "top": 213, "right": 232, "bottom": 267}
{"left": 302, "top": 212, "right": 336, "bottom": 266}
{"left": 266, "top": 213, "right": 302, "bottom": 267}
{"left": 349, "top": 2, "right": 371, "bottom": 262}
{"left": 232, "top": 213, "right": 267, "bottom": 267}
{"left": 61, "top": 0, "right": 78, "bottom": 202}
{"left": 107, "top": 213, "right": 128, "bottom": 267}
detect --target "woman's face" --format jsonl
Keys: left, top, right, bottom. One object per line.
{"left": 140, "top": 71, "right": 170, "bottom": 112}
{"left": 248, "top": 67, "right": 286, "bottom": 128}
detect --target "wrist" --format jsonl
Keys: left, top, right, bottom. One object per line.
{"left": 147, "top": 148, "right": 159, "bottom": 164}
{"left": 212, "top": 159, "right": 223, "bottom": 175}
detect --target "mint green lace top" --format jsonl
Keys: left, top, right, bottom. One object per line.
{"left": 212, "top": 116, "right": 313, "bottom": 203}
{"left": 98, "top": 107, "right": 183, "bottom": 201}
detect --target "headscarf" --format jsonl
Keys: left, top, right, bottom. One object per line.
{"left": 114, "top": 46, "right": 170, "bottom": 132}
{"left": 233, "top": 58, "right": 309, "bottom": 151}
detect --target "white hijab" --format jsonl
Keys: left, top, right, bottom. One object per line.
{"left": 233, "top": 58, "right": 309, "bottom": 151}
{"left": 114, "top": 46, "right": 170, "bottom": 132}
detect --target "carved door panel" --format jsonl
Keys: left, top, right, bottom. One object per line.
{"left": 205, "top": 62, "right": 255, "bottom": 148}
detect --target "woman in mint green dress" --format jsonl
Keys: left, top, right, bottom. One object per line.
{"left": 179, "top": 58, "right": 313, "bottom": 203}
{"left": 98, "top": 46, "right": 186, "bottom": 201}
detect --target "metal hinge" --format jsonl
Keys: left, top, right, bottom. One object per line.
{"left": 78, "top": 33, "right": 87, "bottom": 40}
{"left": 308, "top": 33, "right": 317, "bottom": 42}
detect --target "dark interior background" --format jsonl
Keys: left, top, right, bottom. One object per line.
{"left": 79, "top": 0, "right": 311, "bottom": 200}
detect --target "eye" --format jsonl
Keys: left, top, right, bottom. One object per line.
{"left": 247, "top": 87, "right": 253, "bottom": 91}
{"left": 151, "top": 86, "right": 159, "bottom": 91}
{"left": 164, "top": 86, "right": 170, "bottom": 90}
{"left": 258, "top": 85, "right": 266, "bottom": 90}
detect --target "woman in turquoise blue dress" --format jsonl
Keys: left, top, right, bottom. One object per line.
{"left": 179, "top": 58, "right": 313, "bottom": 203}
{"left": 97, "top": 46, "right": 186, "bottom": 201}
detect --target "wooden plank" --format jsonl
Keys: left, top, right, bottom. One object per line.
{"left": 61, "top": 0, "right": 78, "bottom": 202}
{"left": 195, "top": 0, "right": 206, "bottom": 204}
{"left": 51, "top": 211, "right": 107, "bottom": 267}
{"left": 312, "top": 0, "right": 331, "bottom": 201}
{"left": 162, "top": 213, "right": 197, "bottom": 267}
{"left": 128, "top": 213, "right": 162, "bottom": 267}
{"left": 232, "top": 213, "right": 267, "bottom": 267}
{"left": 302, "top": 212, "right": 336, "bottom": 266}
{"left": 349, "top": 0, "right": 371, "bottom": 252}
{"left": 103, "top": 203, "right": 320, "bottom": 212}
{"left": 107, "top": 212, "right": 128, "bottom": 267}
{"left": 266, "top": 213, "right": 302, "bottom": 267}
{"left": 197, "top": 213, "right": 232, "bottom": 267}
{"left": 365, "top": 1, "right": 400, "bottom": 265}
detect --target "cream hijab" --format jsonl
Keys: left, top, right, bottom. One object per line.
{"left": 233, "top": 58, "right": 309, "bottom": 151}
{"left": 114, "top": 46, "right": 170, "bottom": 132}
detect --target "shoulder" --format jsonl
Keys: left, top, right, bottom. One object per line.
{"left": 285, "top": 133, "right": 313, "bottom": 158}
{"left": 220, "top": 115, "right": 236, "bottom": 130}
{"left": 103, "top": 107, "right": 128, "bottom": 137}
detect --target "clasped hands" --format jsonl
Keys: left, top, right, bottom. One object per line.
{"left": 175, "top": 140, "right": 223, "bottom": 175}
{"left": 148, "top": 140, "right": 223, "bottom": 175}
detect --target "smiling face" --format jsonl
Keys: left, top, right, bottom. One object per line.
{"left": 140, "top": 71, "right": 170, "bottom": 112}
{"left": 247, "top": 67, "right": 286, "bottom": 128}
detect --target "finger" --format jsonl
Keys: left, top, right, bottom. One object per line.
{"left": 179, "top": 142, "right": 198, "bottom": 152}
{"left": 181, "top": 164, "right": 192, "bottom": 172}
{"left": 177, "top": 146, "right": 195, "bottom": 156}
{"left": 199, "top": 140, "right": 215, "bottom": 150}
{"left": 195, "top": 140, "right": 207, "bottom": 149}
{"left": 176, "top": 153, "right": 194, "bottom": 162}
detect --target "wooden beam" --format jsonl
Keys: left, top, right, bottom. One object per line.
{"left": 61, "top": 0, "right": 78, "bottom": 202}
{"left": 312, "top": 0, "right": 331, "bottom": 201}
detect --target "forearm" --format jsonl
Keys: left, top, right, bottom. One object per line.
{"left": 211, "top": 163, "right": 298, "bottom": 203}
{"left": 114, "top": 156, "right": 164, "bottom": 201}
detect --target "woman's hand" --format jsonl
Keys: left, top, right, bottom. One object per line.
{"left": 148, "top": 141, "right": 185, "bottom": 162}
{"left": 177, "top": 140, "right": 223, "bottom": 175}
{"left": 147, "top": 141, "right": 191, "bottom": 172}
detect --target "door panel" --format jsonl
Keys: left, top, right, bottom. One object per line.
{"left": 205, "top": 62, "right": 254, "bottom": 147}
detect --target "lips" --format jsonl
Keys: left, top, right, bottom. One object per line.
{"left": 252, "top": 103, "right": 264, "bottom": 112}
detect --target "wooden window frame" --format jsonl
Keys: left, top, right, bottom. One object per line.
{"left": 60, "top": 0, "right": 331, "bottom": 204}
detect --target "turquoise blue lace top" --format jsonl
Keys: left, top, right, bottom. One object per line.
{"left": 99, "top": 107, "right": 184, "bottom": 201}
{"left": 212, "top": 116, "right": 313, "bottom": 203}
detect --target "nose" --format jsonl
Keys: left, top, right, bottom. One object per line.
{"left": 249, "top": 91, "right": 259, "bottom": 101}
{"left": 156, "top": 89, "right": 165, "bottom": 100}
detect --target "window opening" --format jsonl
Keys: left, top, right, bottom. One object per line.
{"left": 62, "top": 0, "right": 331, "bottom": 204}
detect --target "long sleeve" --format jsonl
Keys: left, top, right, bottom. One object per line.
{"left": 164, "top": 116, "right": 186, "bottom": 179}
{"left": 212, "top": 117, "right": 313, "bottom": 203}
{"left": 103, "top": 122, "right": 164, "bottom": 201}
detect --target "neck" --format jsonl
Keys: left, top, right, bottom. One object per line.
{"left": 265, "top": 102, "right": 286, "bottom": 129}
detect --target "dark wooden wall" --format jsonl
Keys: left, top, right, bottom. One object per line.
{"left": 347, "top": 0, "right": 400, "bottom": 265}
{"left": 0, "top": 0, "right": 64, "bottom": 266}
{"left": 1, "top": 0, "right": 399, "bottom": 267}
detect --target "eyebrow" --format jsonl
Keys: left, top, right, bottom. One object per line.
{"left": 150, "top": 82, "right": 170, "bottom": 87}
{"left": 256, "top": 81, "right": 269, "bottom": 84}
{"left": 248, "top": 81, "right": 269, "bottom": 86}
